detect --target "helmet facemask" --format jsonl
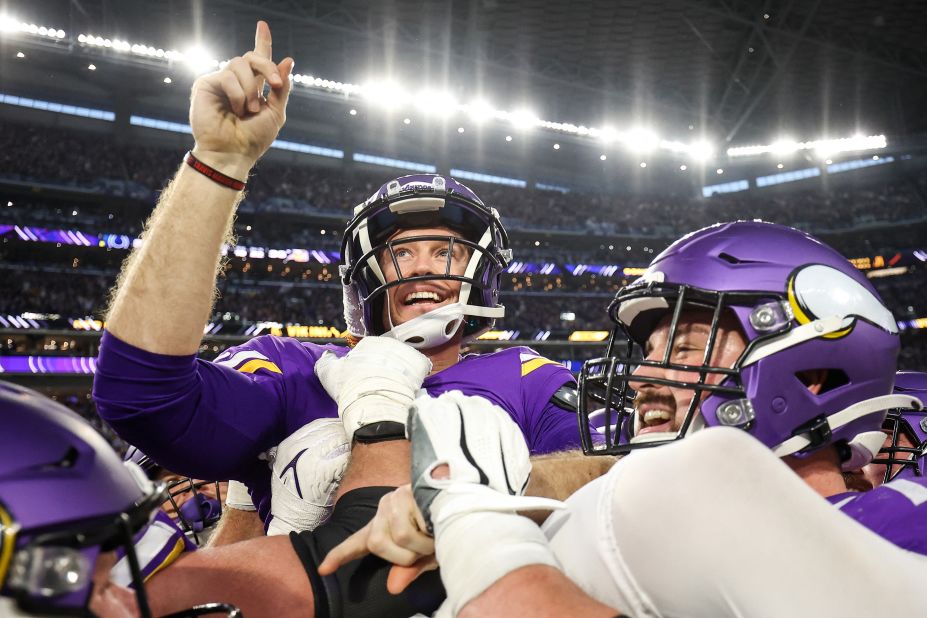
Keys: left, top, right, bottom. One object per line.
{"left": 340, "top": 175, "right": 511, "bottom": 348}
{"left": 579, "top": 282, "right": 765, "bottom": 456}
{"left": 870, "top": 408, "right": 927, "bottom": 483}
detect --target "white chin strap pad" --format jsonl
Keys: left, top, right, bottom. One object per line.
{"left": 382, "top": 302, "right": 503, "bottom": 350}
{"left": 382, "top": 303, "right": 467, "bottom": 349}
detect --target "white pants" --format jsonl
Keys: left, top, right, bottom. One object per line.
{"left": 542, "top": 427, "right": 927, "bottom": 618}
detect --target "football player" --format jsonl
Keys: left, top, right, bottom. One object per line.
{"left": 0, "top": 381, "right": 236, "bottom": 618}
{"left": 124, "top": 446, "right": 225, "bottom": 546}
{"left": 858, "top": 370, "right": 927, "bottom": 487}
{"left": 92, "top": 20, "right": 586, "bottom": 617}
{"left": 322, "top": 221, "right": 927, "bottom": 616}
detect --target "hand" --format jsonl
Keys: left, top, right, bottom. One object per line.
{"left": 408, "top": 390, "right": 565, "bottom": 533}
{"left": 267, "top": 418, "right": 351, "bottom": 535}
{"left": 189, "top": 20, "right": 293, "bottom": 177}
{"left": 317, "top": 485, "right": 438, "bottom": 594}
{"left": 314, "top": 336, "right": 431, "bottom": 442}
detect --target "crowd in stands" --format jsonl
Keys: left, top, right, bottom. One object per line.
{"left": 2, "top": 120, "right": 927, "bottom": 377}
{"left": 3, "top": 122, "right": 927, "bottom": 246}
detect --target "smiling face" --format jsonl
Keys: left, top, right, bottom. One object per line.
{"left": 630, "top": 309, "right": 748, "bottom": 436}
{"left": 378, "top": 226, "right": 473, "bottom": 330}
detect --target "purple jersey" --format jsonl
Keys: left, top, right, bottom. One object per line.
{"left": 112, "top": 510, "right": 195, "bottom": 587}
{"left": 93, "top": 332, "right": 580, "bottom": 524}
{"left": 828, "top": 475, "right": 927, "bottom": 555}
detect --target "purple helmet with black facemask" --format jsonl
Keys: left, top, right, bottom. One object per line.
{"left": 340, "top": 174, "right": 511, "bottom": 348}
{"left": 124, "top": 446, "right": 223, "bottom": 547}
{"left": 578, "top": 221, "right": 908, "bottom": 469}
{"left": 869, "top": 371, "right": 927, "bottom": 483}
{"left": 0, "top": 381, "right": 237, "bottom": 618}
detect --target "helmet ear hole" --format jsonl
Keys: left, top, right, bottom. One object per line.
{"left": 795, "top": 369, "right": 850, "bottom": 395}
{"left": 445, "top": 320, "right": 457, "bottom": 336}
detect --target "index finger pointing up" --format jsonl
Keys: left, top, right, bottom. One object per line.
{"left": 254, "top": 20, "right": 272, "bottom": 60}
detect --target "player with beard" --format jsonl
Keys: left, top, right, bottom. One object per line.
{"left": 321, "top": 221, "right": 927, "bottom": 617}
{"left": 92, "top": 20, "right": 587, "bottom": 617}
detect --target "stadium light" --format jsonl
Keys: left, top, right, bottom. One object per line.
{"left": 361, "top": 79, "right": 408, "bottom": 110}
{"left": 622, "top": 128, "right": 660, "bottom": 154}
{"left": 727, "top": 134, "right": 887, "bottom": 158}
{"left": 183, "top": 45, "right": 219, "bottom": 74}
{"left": 463, "top": 98, "right": 494, "bottom": 123}
{"left": 510, "top": 108, "right": 540, "bottom": 130}
{"left": 0, "top": 15, "right": 65, "bottom": 39}
{"left": 414, "top": 89, "right": 458, "bottom": 117}
{"left": 8, "top": 20, "right": 890, "bottom": 165}
{"left": 599, "top": 126, "right": 621, "bottom": 144}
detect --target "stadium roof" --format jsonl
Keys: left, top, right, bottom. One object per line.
{"left": 15, "top": 0, "right": 927, "bottom": 142}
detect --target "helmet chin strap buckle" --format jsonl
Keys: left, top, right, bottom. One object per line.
{"left": 382, "top": 303, "right": 467, "bottom": 349}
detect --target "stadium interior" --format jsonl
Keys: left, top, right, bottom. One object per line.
{"left": 2, "top": 0, "right": 927, "bottom": 444}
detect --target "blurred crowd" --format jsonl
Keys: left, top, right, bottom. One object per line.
{"left": 3, "top": 122, "right": 927, "bottom": 246}
{"left": 1, "top": 119, "right": 926, "bottom": 387}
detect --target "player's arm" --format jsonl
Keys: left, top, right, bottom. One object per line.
{"left": 527, "top": 449, "right": 616, "bottom": 501}
{"left": 145, "top": 535, "right": 313, "bottom": 618}
{"left": 460, "top": 565, "right": 620, "bottom": 618}
{"left": 206, "top": 481, "right": 265, "bottom": 547}
{"left": 105, "top": 21, "right": 292, "bottom": 355}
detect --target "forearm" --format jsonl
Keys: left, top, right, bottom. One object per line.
{"left": 527, "top": 450, "right": 616, "bottom": 501}
{"left": 334, "top": 440, "right": 411, "bottom": 502}
{"left": 206, "top": 507, "right": 265, "bottom": 547}
{"left": 459, "top": 565, "right": 620, "bottom": 618}
{"left": 105, "top": 154, "right": 248, "bottom": 355}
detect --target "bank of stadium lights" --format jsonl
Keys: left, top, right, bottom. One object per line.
{"left": 727, "top": 134, "right": 887, "bottom": 158}
{"left": 76, "top": 33, "right": 219, "bottom": 74}
{"left": 0, "top": 16, "right": 65, "bottom": 40}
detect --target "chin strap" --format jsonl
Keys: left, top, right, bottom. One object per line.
{"left": 772, "top": 394, "right": 922, "bottom": 463}
{"left": 382, "top": 301, "right": 503, "bottom": 350}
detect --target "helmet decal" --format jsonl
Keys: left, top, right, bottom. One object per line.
{"left": 787, "top": 264, "right": 898, "bottom": 339}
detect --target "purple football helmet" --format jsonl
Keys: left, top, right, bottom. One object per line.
{"left": 0, "top": 381, "right": 237, "bottom": 618}
{"left": 579, "top": 221, "right": 903, "bottom": 468}
{"left": 340, "top": 174, "right": 511, "bottom": 348}
{"left": 869, "top": 371, "right": 927, "bottom": 483}
{"left": 124, "top": 446, "right": 223, "bottom": 546}
{"left": 0, "top": 381, "right": 163, "bottom": 616}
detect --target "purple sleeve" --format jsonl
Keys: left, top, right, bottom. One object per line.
{"left": 92, "top": 331, "right": 288, "bottom": 481}
{"left": 519, "top": 353, "right": 581, "bottom": 454}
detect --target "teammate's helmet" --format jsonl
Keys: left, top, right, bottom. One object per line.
{"left": 340, "top": 174, "right": 511, "bottom": 348}
{"left": 579, "top": 221, "right": 907, "bottom": 467}
{"left": 124, "top": 446, "right": 223, "bottom": 546}
{"left": 870, "top": 371, "right": 927, "bottom": 483}
{"left": 0, "top": 381, "right": 163, "bottom": 616}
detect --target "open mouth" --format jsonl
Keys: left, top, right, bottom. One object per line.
{"left": 403, "top": 291, "right": 445, "bottom": 306}
{"left": 638, "top": 408, "right": 674, "bottom": 435}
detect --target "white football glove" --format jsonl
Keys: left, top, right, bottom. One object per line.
{"left": 267, "top": 418, "right": 351, "bottom": 535}
{"left": 314, "top": 336, "right": 432, "bottom": 442}
{"left": 407, "top": 391, "right": 565, "bottom": 616}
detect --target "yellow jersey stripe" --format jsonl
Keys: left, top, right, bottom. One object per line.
{"left": 237, "top": 359, "right": 283, "bottom": 375}
{"left": 521, "top": 357, "right": 558, "bottom": 377}
{"left": 143, "top": 537, "right": 188, "bottom": 582}
{"left": 0, "top": 506, "right": 17, "bottom": 590}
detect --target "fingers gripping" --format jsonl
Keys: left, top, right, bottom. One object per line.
{"left": 408, "top": 391, "right": 534, "bottom": 532}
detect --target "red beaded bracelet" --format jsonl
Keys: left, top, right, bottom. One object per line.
{"left": 184, "top": 151, "right": 247, "bottom": 191}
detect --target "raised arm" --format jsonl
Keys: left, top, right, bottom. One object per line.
{"left": 106, "top": 21, "right": 293, "bottom": 355}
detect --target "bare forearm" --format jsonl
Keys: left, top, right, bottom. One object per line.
{"left": 527, "top": 450, "right": 616, "bottom": 501}
{"left": 106, "top": 158, "right": 247, "bottom": 354}
{"left": 459, "top": 565, "right": 620, "bottom": 618}
{"left": 206, "top": 507, "right": 265, "bottom": 547}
